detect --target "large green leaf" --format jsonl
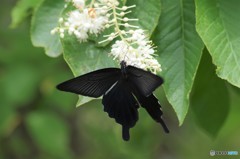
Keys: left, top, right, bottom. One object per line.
{"left": 125, "top": 0, "right": 161, "bottom": 35}
{"left": 10, "top": 0, "right": 43, "bottom": 28}
{"left": 61, "top": 39, "right": 116, "bottom": 76}
{"left": 191, "top": 49, "right": 230, "bottom": 136}
{"left": 196, "top": 0, "right": 240, "bottom": 88}
{"left": 152, "top": 0, "right": 204, "bottom": 125}
{"left": 31, "top": 0, "right": 64, "bottom": 57}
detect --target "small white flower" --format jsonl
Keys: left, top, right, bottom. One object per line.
{"left": 50, "top": 28, "right": 57, "bottom": 35}
{"left": 60, "top": 33, "right": 65, "bottom": 38}
{"left": 74, "top": 30, "right": 88, "bottom": 42}
{"left": 58, "top": 17, "right": 64, "bottom": 23}
{"left": 88, "top": 14, "right": 108, "bottom": 34}
{"left": 72, "top": 0, "right": 85, "bottom": 8}
{"left": 59, "top": 28, "right": 65, "bottom": 33}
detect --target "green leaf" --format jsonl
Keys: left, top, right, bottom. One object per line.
{"left": 152, "top": 0, "right": 204, "bottom": 125}
{"left": 76, "top": 95, "right": 97, "bottom": 107}
{"left": 26, "top": 111, "right": 72, "bottom": 158}
{"left": 196, "top": 0, "right": 240, "bottom": 88}
{"left": 31, "top": 0, "right": 64, "bottom": 57}
{"left": 191, "top": 49, "right": 230, "bottom": 136}
{"left": 61, "top": 37, "right": 116, "bottom": 77}
{"left": 61, "top": 36, "right": 116, "bottom": 107}
{"left": 10, "top": 0, "right": 43, "bottom": 28}
{"left": 125, "top": 0, "right": 161, "bottom": 35}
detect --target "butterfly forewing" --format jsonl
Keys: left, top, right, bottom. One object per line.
{"left": 127, "top": 66, "right": 163, "bottom": 97}
{"left": 57, "top": 68, "right": 121, "bottom": 97}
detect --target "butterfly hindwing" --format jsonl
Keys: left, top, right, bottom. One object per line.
{"left": 127, "top": 66, "right": 163, "bottom": 97}
{"left": 135, "top": 93, "right": 169, "bottom": 133}
{"left": 102, "top": 80, "right": 139, "bottom": 141}
{"left": 57, "top": 68, "right": 121, "bottom": 98}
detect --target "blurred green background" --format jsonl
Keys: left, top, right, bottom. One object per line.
{"left": 1, "top": 0, "right": 240, "bottom": 159}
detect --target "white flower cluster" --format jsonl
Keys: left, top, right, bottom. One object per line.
{"left": 110, "top": 30, "right": 161, "bottom": 73}
{"left": 51, "top": 0, "right": 110, "bottom": 41}
{"left": 51, "top": 0, "right": 162, "bottom": 74}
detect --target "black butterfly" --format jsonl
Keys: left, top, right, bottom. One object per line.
{"left": 57, "top": 61, "right": 169, "bottom": 141}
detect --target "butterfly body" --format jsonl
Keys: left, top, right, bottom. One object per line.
{"left": 57, "top": 61, "right": 169, "bottom": 141}
{"left": 120, "top": 60, "right": 128, "bottom": 78}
